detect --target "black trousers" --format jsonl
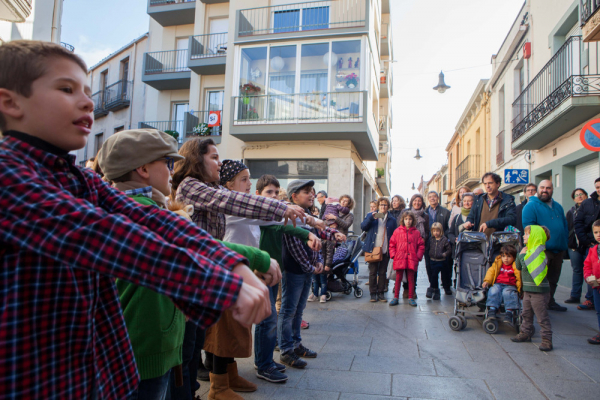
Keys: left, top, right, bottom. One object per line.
{"left": 424, "top": 253, "right": 452, "bottom": 289}
{"left": 546, "top": 251, "right": 564, "bottom": 303}
{"left": 368, "top": 253, "right": 390, "bottom": 294}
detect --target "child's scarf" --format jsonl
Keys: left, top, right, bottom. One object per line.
{"left": 524, "top": 225, "right": 548, "bottom": 286}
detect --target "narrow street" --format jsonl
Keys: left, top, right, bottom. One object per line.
{"left": 197, "top": 258, "right": 600, "bottom": 400}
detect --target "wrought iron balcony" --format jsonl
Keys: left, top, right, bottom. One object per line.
{"left": 147, "top": 0, "right": 195, "bottom": 27}
{"left": 185, "top": 110, "right": 223, "bottom": 138}
{"left": 139, "top": 120, "right": 185, "bottom": 143}
{"left": 237, "top": 0, "right": 366, "bottom": 38}
{"left": 104, "top": 80, "right": 132, "bottom": 112}
{"left": 581, "top": 0, "right": 600, "bottom": 26}
{"left": 455, "top": 155, "right": 481, "bottom": 188}
{"left": 511, "top": 36, "right": 600, "bottom": 145}
{"left": 92, "top": 91, "right": 108, "bottom": 119}
{"left": 143, "top": 50, "right": 191, "bottom": 90}
{"left": 188, "top": 33, "right": 227, "bottom": 75}
{"left": 60, "top": 42, "right": 75, "bottom": 52}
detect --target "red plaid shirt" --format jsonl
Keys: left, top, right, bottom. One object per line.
{"left": 0, "top": 132, "right": 245, "bottom": 399}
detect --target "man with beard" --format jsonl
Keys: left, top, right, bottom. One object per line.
{"left": 522, "top": 180, "right": 569, "bottom": 312}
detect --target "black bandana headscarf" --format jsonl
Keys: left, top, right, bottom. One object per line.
{"left": 219, "top": 159, "right": 248, "bottom": 186}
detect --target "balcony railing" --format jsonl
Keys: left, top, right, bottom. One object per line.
{"left": 238, "top": 0, "right": 366, "bottom": 37}
{"left": 149, "top": 0, "right": 194, "bottom": 5}
{"left": 185, "top": 110, "right": 223, "bottom": 137}
{"left": 92, "top": 91, "right": 108, "bottom": 119}
{"left": 104, "top": 80, "right": 132, "bottom": 111}
{"left": 233, "top": 91, "right": 363, "bottom": 124}
{"left": 60, "top": 42, "right": 75, "bottom": 52}
{"left": 580, "top": 0, "right": 600, "bottom": 26}
{"left": 139, "top": 120, "right": 185, "bottom": 143}
{"left": 496, "top": 130, "right": 505, "bottom": 165}
{"left": 455, "top": 155, "right": 481, "bottom": 188}
{"left": 190, "top": 33, "right": 227, "bottom": 58}
{"left": 511, "top": 36, "right": 600, "bottom": 142}
{"left": 145, "top": 49, "right": 190, "bottom": 74}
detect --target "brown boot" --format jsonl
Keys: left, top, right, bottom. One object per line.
{"left": 227, "top": 361, "right": 257, "bottom": 392}
{"left": 208, "top": 372, "right": 243, "bottom": 400}
{"left": 510, "top": 332, "right": 532, "bottom": 342}
{"left": 539, "top": 338, "right": 553, "bottom": 352}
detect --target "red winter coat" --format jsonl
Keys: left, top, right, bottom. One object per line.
{"left": 584, "top": 244, "right": 600, "bottom": 289}
{"left": 389, "top": 225, "right": 425, "bottom": 271}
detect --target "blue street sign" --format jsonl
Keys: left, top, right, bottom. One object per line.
{"left": 504, "top": 169, "right": 529, "bottom": 185}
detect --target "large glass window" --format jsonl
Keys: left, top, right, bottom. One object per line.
{"left": 300, "top": 43, "right": 329, "bottom": 119}
{"left": 269, "top": 45, "right": 297, "bottom": 121}
{"left": 239, "top": 47, "right": 267, "bottom": 121}
{"left": 329, "top": 40, "right": 361, "bottom": 118}
{"left": 247, "top": 159, "right": 328, "bottom": 195}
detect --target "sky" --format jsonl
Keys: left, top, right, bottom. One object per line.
{"left": 61, "top": 0, "right": 526, "bottom": 199}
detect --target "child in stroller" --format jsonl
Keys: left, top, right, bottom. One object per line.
{"left": 324, "top": 233, "right": 365, "bottom": 300}
{"left": 482, "top": 244, "right": 521, "bottom": 326}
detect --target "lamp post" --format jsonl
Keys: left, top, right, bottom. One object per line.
{"left": 433, "top": 71, "right": 451, "bottom": 93}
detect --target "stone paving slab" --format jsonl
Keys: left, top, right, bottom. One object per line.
{"left": 508, "top": 352, "right": 594, "bottom": 382}
{"left": 485, "top": 380, "right": 547, "bottom": 400}
{"left": 417, "top": 339, "right": 474, "bottom": 361}
{"left": 391, "top": 374, "right": 494, "bottom": 399}
{"left": 320, "top": 335, "right": 373, "bottom": 356}
{"left": 533, "top": 378, "right": 600, "bottom": 400}
{"left": 433, "top": 358, "right": 531, "bottom": 382}
{"left": 296, "top": 369, "right": 392, "bottom": 396}
{"left": 350, "top": 355, "right": 437, "bottom": 376}
{"left": 270, "top": 387, "right": 341, "bottom": 399}
{"left": 339, "top": 394, "right": 408, "bottom": 400}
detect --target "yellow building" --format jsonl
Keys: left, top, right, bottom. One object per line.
{"left": 446, "top": 79, "right": 491, "bottom": 202}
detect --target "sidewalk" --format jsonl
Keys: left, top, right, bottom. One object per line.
{"left": 196, "top": 258, "right": 600, "bottom": 399}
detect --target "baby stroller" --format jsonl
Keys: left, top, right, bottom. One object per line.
{"left": 325, "top": 232, "right": 365, "bottom": 300}
{"left": 449, "top": 231, "right": 488, "bottom": 331}
{"left": 481, "top": 231, "right": 523, "bottom": 334}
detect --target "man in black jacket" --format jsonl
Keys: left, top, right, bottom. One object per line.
{"left": 425, "top": 191, "right": 452, "bottom": 297}
{"left": 316, "top": 190, "right": 327, "bottom": 219}
{"left": 464, "top": 172, "right": 517, "bottom": 237}
{"left": 574, "top": 178, "right": 600, "bottom": 250}
{"left": 515, "top": 183, "right": 537, "bottom": 234}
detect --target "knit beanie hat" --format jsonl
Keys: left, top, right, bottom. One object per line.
{"left": 219, "top": 159, "right": 248, "bottom": 186}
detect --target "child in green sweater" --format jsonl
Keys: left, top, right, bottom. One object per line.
{"left": 511, "top": 225, "right": 553, "bottom": 352}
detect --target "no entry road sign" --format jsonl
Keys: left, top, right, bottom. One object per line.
{"left": 580, "top": 119, "right": 600, "bottom": 151}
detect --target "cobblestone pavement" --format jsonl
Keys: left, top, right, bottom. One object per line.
{"left": 196, "top": 260, "right": 600, "bottom": 399}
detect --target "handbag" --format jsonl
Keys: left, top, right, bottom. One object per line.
{"left": 386, "top": 257, "right": 396, "bottom": 280}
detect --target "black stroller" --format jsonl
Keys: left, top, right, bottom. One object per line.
{"left": 325, "top": 232, "right": 365, "bottom": 300}
{"left": 449, "top": 232, "right": 488, "bottom": 331}
{"left": 481, "top": 231, "right": 523, "bottom": 334}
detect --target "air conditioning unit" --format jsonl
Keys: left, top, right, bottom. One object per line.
{"left": 379, "top": 142, "right": 389, "bottom": 153}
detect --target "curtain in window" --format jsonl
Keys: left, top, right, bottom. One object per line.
{"left": 303, "top": 7, "right": 329, "bottom": 30}
{"left": 274, "top": 10, "right": 300, "bottom": 33}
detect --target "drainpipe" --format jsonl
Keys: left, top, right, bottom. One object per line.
{"left": 128, "top": 38, "right": 140, "bottom": 130}
{"left": 51, "top": 0, "right": 63, "bottom": 43}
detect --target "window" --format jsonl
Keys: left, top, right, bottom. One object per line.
{"left": 114, "top": 126, "right": 125, "bottom": 133}
{"left": 171, "top": 102, "right": 188, "bottom": 142}
{"left": 100, "top": 69, "right": 108, "bottom": 103}
{"left": 268, "top": 45, "right": 297, "bottom": 120}
{"left": 120, "top": 58, "right": 129, "bottom": 81}
{"left": 94, "top": 133, "right": 104, "bottom": 156}
{"left": 273, "top": 6, "right": 329, "bottom": 33}
{"left": 175, "top": 37, "right": 190, "bottom": 71}
{"left": 206, "top": 90, "right": 224, "bottom": 135}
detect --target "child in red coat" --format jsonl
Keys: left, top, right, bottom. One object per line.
{"left": 389, "top": 211, "right": 426, "bottom": 306}
{"left": 583, "top": 220, "right": 600, "bottom": 345}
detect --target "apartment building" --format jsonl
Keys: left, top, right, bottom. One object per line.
{"left": 73, "top": 34, "right": 149, "bottom": 166}
{"left": 141, "top": 0, "right": 394, "bottom": 227}
{"left": 0, "top": 0, "right": 64, "bottom": 45}
{"left": 445, "top": 79, "right": 490, "bottom": 202}
{"left": 488, "top": 0, "right": 600, "bottom": 205}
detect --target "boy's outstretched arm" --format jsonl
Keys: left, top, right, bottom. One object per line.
{"left": 0, "top": 161, "right": 266, "bottom": 329}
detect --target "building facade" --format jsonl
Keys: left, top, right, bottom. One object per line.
{"left": 0, "top": 0, "right": 65, "bottom": 46}
{"left": 74, "top": 34, "right": 149, "bottom": 166}
{"left": 141, "top": 0, "right": 394, "bottom": 228}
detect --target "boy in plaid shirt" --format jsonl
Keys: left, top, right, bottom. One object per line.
{"left": 0, "top": 40, "right": 271, "bottom": 400}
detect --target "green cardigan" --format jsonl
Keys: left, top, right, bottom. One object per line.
{"left": 260, "top": 225, "right": 311, "bottom": 267}
{"left": 515, "top": 253, "right": 550, "bottom": 293}
{"left": 118, "top": 194, "right": 272, "bottom": 380}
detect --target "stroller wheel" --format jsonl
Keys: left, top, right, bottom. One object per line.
{"left": 483, "top": 318, "right": 499, "bottom": 334}
{"left": 449, "top": 316, "right": 463, "bottom": 331}
{"left": 343, "top": 287, "right": 352, "bottom": 295}
{"left": 458, "top": 315, "right": 467, "bottom": 328}
{"left": 354, "top": 287, "right": 363, "bottom": 298}
{"left": 326, "top": 292, "right": 332, "bottom": 301}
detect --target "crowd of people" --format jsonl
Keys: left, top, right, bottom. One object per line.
{"left": 1, "top": 41, "right": 600, "bottom": 400}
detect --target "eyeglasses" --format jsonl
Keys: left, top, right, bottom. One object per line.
{"left": 574, "top": 193, "right": 586, "bottom": 198}
{"left": 162, "top": 157, "right": 175, "bottom": 172}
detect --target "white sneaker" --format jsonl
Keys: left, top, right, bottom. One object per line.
{"left": 307, "top": 293, "right": 317, "bottom": 302}
{"left": 320, "top": 295, "right": 327, "bottom": 303}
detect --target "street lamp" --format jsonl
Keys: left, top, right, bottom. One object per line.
{"left": 414, "top": 149, "right": 422, "bottom": 160}
{"left": 433, "top": 71, "right": 451, "bottom": 93}
{"left": 411, "top": 183, "right": 416, "bottom": 190}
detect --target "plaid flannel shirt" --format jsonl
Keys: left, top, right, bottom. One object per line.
{"left": 485, "top": 191, "right": 503, "bottom": 210}
{"left": 176, "top": 176, "right": 288, "bottom": 240}
{"left": 283, "top": 227, "right": 338, "bottom": 273}
{"left": 0, "top": 133, "right": 246, "bottom": 400}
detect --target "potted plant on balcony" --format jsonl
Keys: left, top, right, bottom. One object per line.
{"left": 192, "top": 123, "right": 211, "bottom": 137}
{"left": 376, "top": 167, "right": 384, "bottom": 178}
{"left": 240, "top": 82, "right": 261, "bottom": 104}
{"left": 345, "top": 73, "right": 359, "bottom": 89}
{"left": 164, "top": 130, "right": 179, "bottom": 141}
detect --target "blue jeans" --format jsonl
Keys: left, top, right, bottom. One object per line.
{"left": 128, "top": 371, "right": 170, "bottom": 400}
{"left": 254, "top": 282, "right": 279, "bottom": 371}
{"left": 568, "top": 248, "right": 594, "bottom": 301}
{"left": 168, "top": 322, "right": 201, "bottom": 400}
{"left": 277, "top": 271, "right": 312, "bottom": 354}
{"left": 486, "top": 283, "right": 519, "bottom": 310}
{"left": 312, "top": 274, "right": 327, "bottom": 297}
{"left": 593, "top": 288, "right": 600, "bottom": 330}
